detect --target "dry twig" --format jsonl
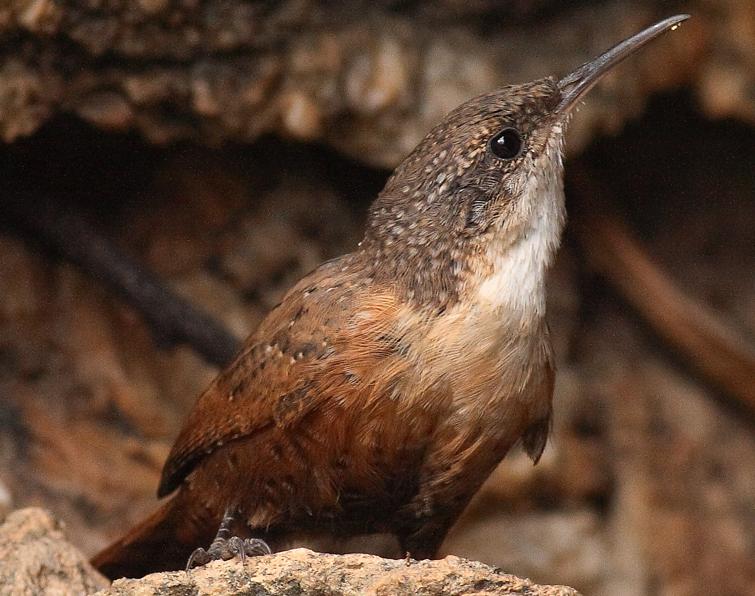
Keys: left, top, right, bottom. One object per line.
{"left": 4, "top": 195, "right": 242, "bottom": 367}
{"left": 571, "top": 170, "right": 755, "bottom": 413}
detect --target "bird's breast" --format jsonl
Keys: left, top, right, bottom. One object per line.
{"left": 395, "top": 293, "right": 552, "bottom": 436}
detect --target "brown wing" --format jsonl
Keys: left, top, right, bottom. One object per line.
{"left": 158, "top": 257, "right": 406, "bottom": 497}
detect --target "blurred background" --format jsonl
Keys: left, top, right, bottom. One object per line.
{"left": 0, "top": 1, "right": 753, "bottom": 594}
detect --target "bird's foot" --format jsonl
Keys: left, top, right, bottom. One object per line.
{"left": 185, "top": 536, "right": 271, "bottom": 571}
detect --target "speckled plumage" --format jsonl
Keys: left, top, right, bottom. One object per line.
{"left": 92, "top": 16, "right": 689, "bottom": 579}
{"left": 93, "top": 81, "right": 566, "bottom": 580}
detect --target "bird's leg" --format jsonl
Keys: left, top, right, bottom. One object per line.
{"left": 185, "top": 507, "right": 271, "bottom": 572}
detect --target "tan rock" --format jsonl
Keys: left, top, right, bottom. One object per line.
{"left": 0, "top": 508, "right": 108, "bottom": 595}
{"left": 98, "top": 549, "right": 581, "bottom": 596}
{"left": 0, "top": 508, "right": 579, "bottom": 595}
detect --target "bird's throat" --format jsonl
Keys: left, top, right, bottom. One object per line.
{"left": 475, "top": 141, "right": 566, "bottom": 321}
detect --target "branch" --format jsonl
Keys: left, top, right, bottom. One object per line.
{"left": 4, "top": 194, "right": 242, "bottom": 367}
{"left": 570, "top": 169, "right": 755, "bottom": 414}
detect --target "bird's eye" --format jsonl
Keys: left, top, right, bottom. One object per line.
{"left": 489, "top": 127, "right": 522, "bottom": 160}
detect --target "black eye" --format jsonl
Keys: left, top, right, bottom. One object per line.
{"left": 489, "top": 127, "right": 522, "bottom": 160}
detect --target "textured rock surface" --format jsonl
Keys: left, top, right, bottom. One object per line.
{"left": 0, "top": 508, "right": 108, "bottom": 595}
{"left": 0, "top": 508, "right": 579, "bottom": 596}
{"left": 0, "top": 0, "right": 715, "bottom": 166}
{"left": 99, "top": 548, "right": 580, "bottom": 596}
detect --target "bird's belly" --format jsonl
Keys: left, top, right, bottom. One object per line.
{"left": 403, "top": 300, "right": 551, "bottom": 434}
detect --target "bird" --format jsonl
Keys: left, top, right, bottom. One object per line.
{"left": 92, "top": 15, "right": 690, "bottom": 579}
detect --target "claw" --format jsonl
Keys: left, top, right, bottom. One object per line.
{"left": 227, "top": 536, "right": 246, "bottom": 564}
{"left": 244, "top": 538, "right": 272, "bottom": 556}
{"left": 185, "top": 547, "right": 211, "bottom": 573}
{"left": 184, "top": 507, "right": 272, "bottom": 572}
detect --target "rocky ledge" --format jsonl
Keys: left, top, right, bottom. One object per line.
{"left": 0, "top": 508, "right": 579, "bottom": 595}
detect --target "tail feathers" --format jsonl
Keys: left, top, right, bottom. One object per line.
{"left": 92, "top": 493, "right": 213, "bottom": 580}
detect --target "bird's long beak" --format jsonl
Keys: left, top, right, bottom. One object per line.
{"left": 556, "top": 14, "right": 690, "bottom": 116}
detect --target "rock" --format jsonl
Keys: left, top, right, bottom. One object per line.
{"left": 97, "top": 548, "right": 581, "bottom": 596}
{"left": 0, "top": 0, "right": 726, "bottom": 166}
{"left": 0, "top": 508, "right": 108, "bottom": 595}
{"left": 0, "top": 508, "right": 579, "bottom": 595}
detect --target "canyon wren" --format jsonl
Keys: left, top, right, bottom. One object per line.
{"left": 93, "top": 16, "right": 689, "bottom": 579}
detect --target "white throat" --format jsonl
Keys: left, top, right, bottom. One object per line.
{"left": 476, "top": 138, "right": 566, "bottom": 321}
